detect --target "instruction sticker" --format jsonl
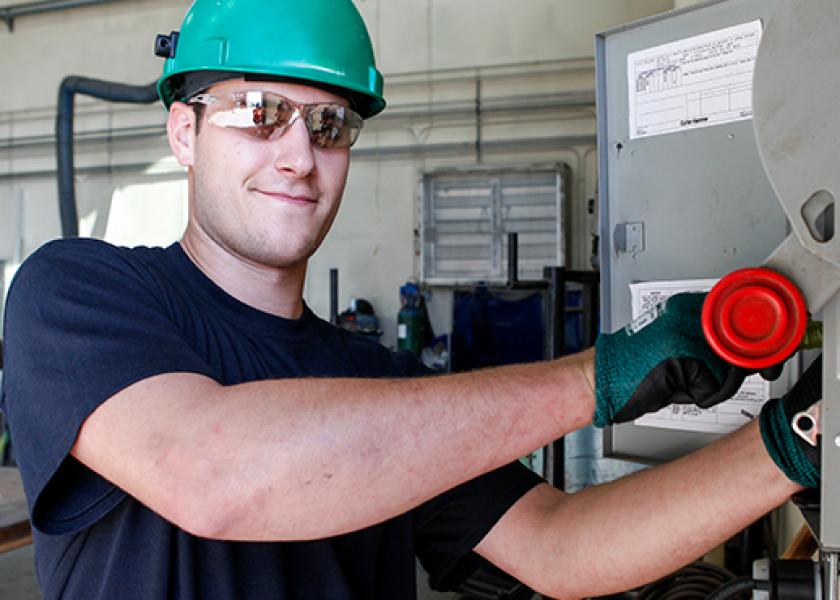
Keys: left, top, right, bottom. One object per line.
{"left": 628, "top": 279, "right": 770, "bottom": 434}
{"left": 627, "top": 20, "right": 763, "bottom": 140}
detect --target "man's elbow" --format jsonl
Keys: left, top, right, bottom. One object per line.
{"left": 151, "top": 448, "right": 244, "bottom": 539}
{"left": 169, "top": 483, "right": 295, "bottom": 541}
{"left": 169, "top": 500, "right": 229, "bottom": 539}
{"left": 527, "top": 577, "right": 584, "bottom": 600}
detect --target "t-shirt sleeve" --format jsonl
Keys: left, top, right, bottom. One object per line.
{"left": 1, "top": 240, "right": 219, "bottom": 535}
{"left": 413, "top": 461, "right": 544, "bottom": 592}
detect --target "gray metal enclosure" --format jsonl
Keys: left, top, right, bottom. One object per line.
{"left": 420, "top": 165, "right": 570, "bottom": 286}
{"left": 596, "top": 0, "right": 796, "bottom": 463}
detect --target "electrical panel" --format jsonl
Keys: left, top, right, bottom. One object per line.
{"left": 596, "top": 0, "right": 796, "bottom": 463}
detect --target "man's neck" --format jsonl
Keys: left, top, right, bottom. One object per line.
{"left": 179, "top": 229, "right": 307, "bottom": 320}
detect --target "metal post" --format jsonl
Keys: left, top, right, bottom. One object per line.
{"left": 580, "top": 276, "right": 599, "bottom": 348}
{"left": 543, "top": 266, "right": 566, "bottom": 490}
{"left": 543, "top": 267, "right": 566, "bottom": 359}
{"left": 507, "top": 232, "right": 518, "bottom": 287}
{"left": 826, "top": 552, "right": 838, "bottom": 600}
{"left": 329, "top": 268, "right": 338, "bottom": 325}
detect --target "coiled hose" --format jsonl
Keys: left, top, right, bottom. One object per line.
{"left": 630, "top": 561, "right": 752, "bottom": 600}
{"left": 706, "top": 577, "right": 755, "bottom": 600}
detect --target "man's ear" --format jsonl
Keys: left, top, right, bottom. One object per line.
{"left": 167, "top": 102, "right": 197, "bottom": 167}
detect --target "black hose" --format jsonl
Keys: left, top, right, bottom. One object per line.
{"left": 634, "top": 562, "right": 739, "bottom": 600}
{"left": 660, "top": 592, "right": 709, "bottom": 600}
{"left": 705, "top": 577, "right": 755, "bottom": 600}
{"left": 662, "top": 583, "right": 720, "bottom": 598}
{"left": 56, "top": 76, "right": 159, "bottom": 238}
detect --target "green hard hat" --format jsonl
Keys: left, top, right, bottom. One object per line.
{"left": 156, "top": 0, "right": 385, "bottom": 119}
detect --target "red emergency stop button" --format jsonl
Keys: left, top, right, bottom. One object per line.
{"left": 702, "top": 267, "right": 807, "bottom": 369}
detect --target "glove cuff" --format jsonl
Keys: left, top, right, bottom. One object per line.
{"left": 593, "top": 334, "right": 618, "bottom": 428}
{"left": 759, "top": 397, "right": 819, "bottom": 488}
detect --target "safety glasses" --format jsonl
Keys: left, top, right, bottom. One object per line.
{"left": 189, "top": 90, "right": 364, "bottom": 149}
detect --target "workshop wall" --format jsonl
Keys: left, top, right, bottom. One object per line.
{"left": 0, "top": 0, "right": 673, "bottom": 347}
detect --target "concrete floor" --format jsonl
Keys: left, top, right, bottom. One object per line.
{"left": 0, "top": 545, "right": 40, "bottom": 599}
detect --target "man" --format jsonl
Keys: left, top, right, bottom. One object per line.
{"left": 0, "top": 1, "right": 821, "bottom": 598}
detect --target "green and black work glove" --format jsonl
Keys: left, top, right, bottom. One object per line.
{"left": 594, "top": 292, "right": 755, "bottom": 427}
{"left": 759, "top": 355, "right": 821, "bottom": 488}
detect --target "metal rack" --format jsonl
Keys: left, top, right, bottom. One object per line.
{"left": 503, "top": 232, "right": 599, "bottom": 489}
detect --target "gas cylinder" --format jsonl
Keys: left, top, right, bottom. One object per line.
{"left": 397, "top": 283, "right": 429, "bottom": 356}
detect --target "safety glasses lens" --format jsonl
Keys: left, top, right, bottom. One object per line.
{"left": 307, "top": 105, "right": 361, "bottom": 149}
{"left": 201, "top": 92, "right": 362, "bottom": 148}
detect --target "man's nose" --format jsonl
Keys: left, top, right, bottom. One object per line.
{"left": 273, "top": 116, "right": 315, "bottom": 177}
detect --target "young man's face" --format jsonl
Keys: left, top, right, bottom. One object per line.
{"left": 172, "top": 78, "right": 352, "bottom": 270}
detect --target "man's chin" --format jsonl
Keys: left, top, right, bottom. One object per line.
{"left": 243, "top": 243, "right": 319, "bottom": 270}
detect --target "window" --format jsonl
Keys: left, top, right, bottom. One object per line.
{"left": 420, "top": 165, "right": 570, "bottom": 284}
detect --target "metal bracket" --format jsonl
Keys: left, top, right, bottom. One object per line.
{"left": 614, "top": 222, "right": 645, "bottom": 255}
{"left": 764, "top": 234, "right": 840, "bottom": 313}
{"left": 793, "top": 402, "right": 822, "bottom": 447}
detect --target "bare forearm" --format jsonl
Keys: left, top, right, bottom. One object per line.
{"left": 76, "top": 350, "right": 595, "bottom": 541}
{"left": 216, "top": 351, "right": 593, "bottom": 539}
{"left": 479, "top": 420, "right": 799, "bottom": 599}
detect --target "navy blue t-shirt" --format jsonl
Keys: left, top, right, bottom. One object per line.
{"left": 1, "top": 239, "right": 543, "bottom": 599}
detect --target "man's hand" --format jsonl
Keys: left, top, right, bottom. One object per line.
{"left": 593, "top": 293, "right": 749, "bottom": 427}
{"left": 759, "top": 355, "right": 821, "bottom": 488}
